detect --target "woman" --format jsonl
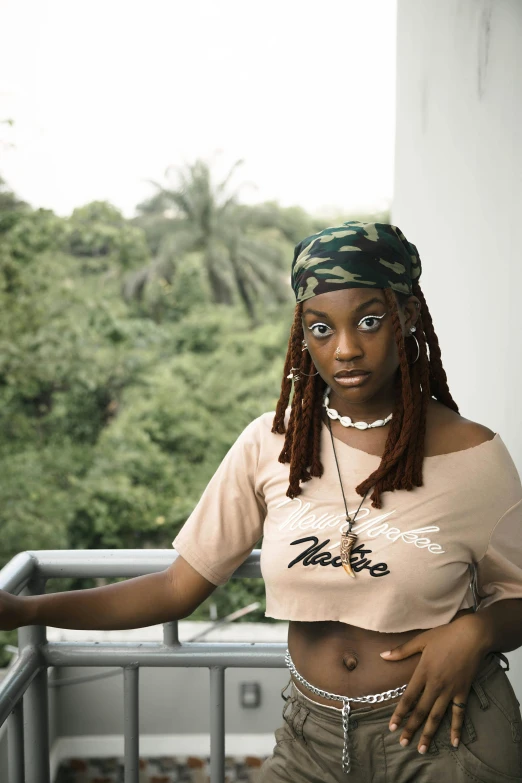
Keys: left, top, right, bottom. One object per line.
{"left": 1, "top": 221, "right": 522, "bottom": 783}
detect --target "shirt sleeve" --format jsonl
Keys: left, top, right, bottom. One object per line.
{"left": 171, "top": 417, "right": 267, "bottom": 586}
{"left": 475, "top": 499, "right": 522, "bottom": 611}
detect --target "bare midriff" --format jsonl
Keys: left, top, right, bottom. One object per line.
{"left": 287, "top": 607, "right": 475, "bottom": 711}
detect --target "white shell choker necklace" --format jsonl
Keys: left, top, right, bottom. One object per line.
{"left": 323, "top": 386, "right": 393, "bottom": 430}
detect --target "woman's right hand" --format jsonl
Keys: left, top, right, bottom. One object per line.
{"left": 0, "top": 589, "right": 30, "bottom": 631}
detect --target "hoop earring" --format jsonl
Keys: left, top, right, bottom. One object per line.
{"left": 408, "top": 332, "right": 420, "bottom": 364}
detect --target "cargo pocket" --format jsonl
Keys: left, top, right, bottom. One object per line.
{"left": 441, "top": 661, "right": 522, "bottom": 782}
{"left": 280, "top": 695, "right": 310, "bottom": 745}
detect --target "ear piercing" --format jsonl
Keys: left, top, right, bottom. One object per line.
{"left": 291, "top": 339, "right": 319, "bottom": 379}
{"left": 287, "top": 366, "right": 320, "bottom": 381}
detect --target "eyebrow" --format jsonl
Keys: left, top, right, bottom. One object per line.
{"left": 303, "top": 297, "right": 386, "bottom": 318}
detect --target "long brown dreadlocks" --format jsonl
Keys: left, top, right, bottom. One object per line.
{"left": 271, "top": 283, "right": 459, "bottom": 509}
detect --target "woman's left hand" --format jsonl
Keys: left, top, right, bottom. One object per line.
{"left": 379, "top": 614, "right": 490, "bottom": 754}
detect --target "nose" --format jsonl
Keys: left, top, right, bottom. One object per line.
{"left": 335, "top": 331, "right": 364, "bottom": 362}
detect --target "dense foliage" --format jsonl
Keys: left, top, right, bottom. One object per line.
{"left": 0, "top": 164, "right": 389, "bottom": 665}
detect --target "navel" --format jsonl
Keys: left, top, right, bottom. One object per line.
{"left": 342, "top": 650, "right": 359, "bottom": 671}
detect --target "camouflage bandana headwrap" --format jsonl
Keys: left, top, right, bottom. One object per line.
{"left": 291, "top": 221, "right": 422, "bottom": 303}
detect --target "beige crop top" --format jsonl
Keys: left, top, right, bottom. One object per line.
{"left": 172, "top": 412, "right": 522, "bottom": 633}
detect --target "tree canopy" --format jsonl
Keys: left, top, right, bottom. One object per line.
{"left": 0, "top": 162, "right": 389, "bottom": 664}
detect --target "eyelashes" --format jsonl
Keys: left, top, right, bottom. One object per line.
{"left": 306, "top": 312, "right": 388, "bottom": 339}
{"left": 357, "top": 313, "right": 387, "bottom": 331}
{"left": 307, "top": 323, "right": 333, "bottom": 338}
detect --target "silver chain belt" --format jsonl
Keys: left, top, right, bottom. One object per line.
{"left": 285, "top": 649, "right": 408, "bottom": 775}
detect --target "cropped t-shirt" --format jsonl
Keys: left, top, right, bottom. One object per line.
{"left": 172, "top": 412, "right": 522, "bottom": 633}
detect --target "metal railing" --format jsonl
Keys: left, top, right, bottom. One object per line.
{"left": 0, "top": 549, "right": 285, "bottom": 783}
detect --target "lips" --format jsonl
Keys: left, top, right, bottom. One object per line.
{"left": 333, "top": 369, "right": 371, "bottom": 387}
{"left": 334, "top": 370, "right": 370, "bottom": 378}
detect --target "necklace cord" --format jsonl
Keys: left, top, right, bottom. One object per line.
{"left": 326, "top": 416, "right": 370, "bottom": 532}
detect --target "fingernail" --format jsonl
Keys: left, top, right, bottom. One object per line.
{"left": 419, "top": 745, "right": 427, "bottom": 754}
{"left": 400, "top": 738, "right": 409, "bottom": 747}
{"left": 389, "top": 723, "right": 398, "bottom": 732}
{"left": 380, "top": 651, "right": 391, "bottom": 657}
{"left": 453, "top": 738, "right": 459, "bottom": 748}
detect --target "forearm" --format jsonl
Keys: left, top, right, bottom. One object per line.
{"left": 19, "top": 570, "right": 179, "bottom": 631}
{"left": 464, "top": 598, "right": 522, "bottom": 655}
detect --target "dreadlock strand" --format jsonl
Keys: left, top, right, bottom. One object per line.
{"left": 401, "top": 334, "right": 425, "bottom": 488}
{"left": 288, "top": 350, "right": 316, "bottom": 491}
{"left": 412, "top": 321, "right": 431, "bottom": 485}
{"left": 276, "top": 305, "right": 305, "bottom": 463}
{"left": 285, "top": 372, "right": 305, "bottom": 495}
{"left": 272, "top": 304, "right": 303, "bottom": 434}
{"left": 385, "top": 288, "right": 415, "bottom": 458}
{"left": 413, "top": 282, "right": 459, "bottom": 413}
{"left": 310, "top": 373, "right": 325, "bottom": 478}
{"left": 301, "top": 365, "right": 320, "bottom": 479}
{"left": 355, "top": 382, "right": 405, "bottom": 504}
{"left": 379, "top": 378, "right": 405, "bottom": 494}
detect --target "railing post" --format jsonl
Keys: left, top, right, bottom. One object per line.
{"left": 18, "top": 575, "right": 50, "bottom": 783}
{"left": 7, "top": 699, "right": 24, "bottom": 783}
{"left": 163, "top": 620, "right": 179, "bottom": 646}
{"left": 123, "top": 664, "right": 139, "bottom": 783}
{"left": 209, "top": 666, "right": 225, "bottom": 783}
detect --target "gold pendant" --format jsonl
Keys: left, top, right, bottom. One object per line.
{"left": 340, "top": 530, "right": 358, "bottom": 578}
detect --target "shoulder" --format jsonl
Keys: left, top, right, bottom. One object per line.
{"left": 246, "top": 410, "right": 290, "bottom": 436}
{"left": 424, "top": 401, "right": 521, "bottom": 505}
{"left": 243, "top": 410, "right": 278, "bottom": 437}
{"left": 229, "top": 411, "right": 286, "bottom": 476}
{"left": 234, "top": 410, "right": 285, "bottom": 451}
{"left": 425, "top": 400, "right": 495, "bottom": 456}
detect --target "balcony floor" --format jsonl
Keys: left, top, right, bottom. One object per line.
{"left": 56, "top": 754, "right": 267, "bottom": 782}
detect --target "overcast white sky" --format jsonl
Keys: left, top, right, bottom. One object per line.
{"left": 0, "top": 0, "right": 397, "bottom": 219}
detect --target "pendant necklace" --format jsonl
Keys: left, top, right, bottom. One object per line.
{"left": 326, "top": 416, "right": 370, "bottom": 578}
{"left": 323, "top": 386, "right": 392, "bottom": 579}
{"left": 324, "top": 388, "right": 393, "bottom": 577}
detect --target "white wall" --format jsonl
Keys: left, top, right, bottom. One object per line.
{"left": 393, "top": 0, "right": 522, "bottom": 688}
{"left": 393, "top": 0, "right": 522, "bottom": 462}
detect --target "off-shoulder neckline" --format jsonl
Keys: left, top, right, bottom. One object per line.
{"left": 320, "top": 422, "right": 500, "bottom": 461}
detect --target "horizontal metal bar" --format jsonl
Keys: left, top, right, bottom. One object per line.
{"left": 48, "top": 669, "right": 121, "bottom": 688}
{"left": 0, "top": 647, "right": 41, "bottom": 727}
{"left": 44, "top": 641, "right": 286, "bottom": 668}
{"left": 24, "top": 549, "right": 262, "bottom": 579}
{"left": 0, "top": 552, "right": 37, "bottom": 594}
{"left": 31, "top": 549, "right": 169, "bottom": 560}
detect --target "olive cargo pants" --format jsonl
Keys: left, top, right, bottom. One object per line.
{"left": 259, "top": 652, "right": 522, "bottom": 782}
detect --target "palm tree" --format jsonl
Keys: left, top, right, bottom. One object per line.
{"left": 125, "top": 157, "right": 288, "bottom": 320}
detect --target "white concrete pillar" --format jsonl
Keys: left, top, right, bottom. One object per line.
{"left": 393, "top": 0, "right": 522, "bottom": 689}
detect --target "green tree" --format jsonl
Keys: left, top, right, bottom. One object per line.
{"left": 0, "top": 174, "right": 29, "bottom": 234}
{"left": 0, "top": 172, "right": 389, "bottom": 666}
{"left": 129, "top": 158, "right": 289, "bottom": 321}
{"left": 63, "top": 200, "right": 150, "bottom": 272}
